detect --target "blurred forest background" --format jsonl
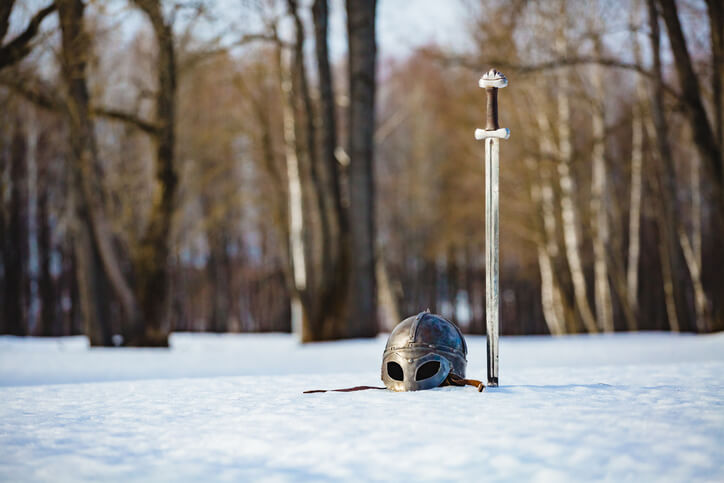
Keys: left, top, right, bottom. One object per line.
{"left": 0, "top": 0, "right": 722, "bottom": 346}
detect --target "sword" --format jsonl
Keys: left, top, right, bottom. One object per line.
{"left": 475, "top": 69, "right": 509, "bottom": 387}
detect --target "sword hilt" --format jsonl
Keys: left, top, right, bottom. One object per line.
{"left": 486, "top": 87, "right": 499, "bottom": 130}
{"left": 476, "top": 69, "right": 509, "bottom": 140}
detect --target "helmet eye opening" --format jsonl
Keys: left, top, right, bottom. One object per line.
{"left": 415, "top": 361, "right": 441, "bottom": 381}
{"left": 387, "top": 361, "right": 404, "bottom": 381}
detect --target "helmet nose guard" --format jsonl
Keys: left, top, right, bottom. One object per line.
{"left": 381, "top": 312, "right": 468, "bottom": 391}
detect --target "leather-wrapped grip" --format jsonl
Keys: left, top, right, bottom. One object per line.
{"left": 486, "top": 87, "right": 499, "bottom": 131}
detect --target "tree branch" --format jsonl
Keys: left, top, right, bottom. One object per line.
{"left": 425, "top": 49, "right": 684, "bottom": 103}
{"left": 0, "top": 75, "right": 159, "bottom": 135}
{"left": 0, "top": 3, "right": 57, "bottom": 70}
{"left": 179, "top": 33, "right": 289, "bottom": 73}
{"left": 91, "top": 107, "right": 159, "bottom": 136}
{"left": 0, "top": 0, "right": 16, "bottom": 43}
{"left": 0, "top": 74, "right": 61, "bottom": 109}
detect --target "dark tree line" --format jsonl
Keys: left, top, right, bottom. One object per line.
{"left": 1, "top": 0, "right": 722, "bottom": 343}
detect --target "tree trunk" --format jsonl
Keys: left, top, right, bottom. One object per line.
{"left": 3, "top": 127, "right": 29, "bottom": 335}
{"left": 287, "top": 0, "right": 337, "bottom": 341}
{"left": 345, "top": 0, "right": 378, "bottom": 338}
{"left": 207, "top": 230, "right": 231, "bottom": 333}
{"left": 590, "top": 38, "right": 614, "bottom": 332}
{"left": 526, "top": 155, "right": 566, "bottom": 335}
{"left": 679, "top": 227, "right": 708, "bottom": 332}
{"left": 377, "top": 253, "right": 400, "bottom": 331}
{"left": 129, "top": 0, "right": 178, "bottom": 346}
{"left": 657, "top": 0, "right": 722, "bottom": 206}
{"left": 706, "top": 0, "right": 723, "bottom": 154}
{"left": 312, "top": 0, "right": 352, "bottom": 340}
{"left": 37, "top": 176, "right": 56, "bottom": 336}
{"left": 555, "top": 32, "right": 598, "bottom": 333}
{"left": 627, "top": 6, "right": 645, "bottom": 326}
{"left": 531, "top": 103, "right": 571, "bottom": 334}
{"left": 0, "top": 139, "right": 5, "bottom": 333}
{"left": 277, "top": 42, "right": 308, "bottom": 338}
{"left": 58, "top": 0, "right": 128, "bottom": 346}
{"left": 647, "top": 0, "right": 691, "bottom": 332}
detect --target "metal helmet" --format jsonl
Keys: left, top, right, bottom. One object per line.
{"left": 381, "top": 311, "right": 468, "bottom": 391}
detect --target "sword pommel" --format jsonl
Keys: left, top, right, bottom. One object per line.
{"left": 478, "top": 69, "right": 508, "bottom": 89}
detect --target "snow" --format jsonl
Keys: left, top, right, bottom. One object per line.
{"left": 1, "top": 332, "right": 723, "bottom": 482}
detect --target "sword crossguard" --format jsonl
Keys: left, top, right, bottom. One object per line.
{"left": 475, "top": 128, "right": 510, "bottom": 140}
{"left": 476, "top": 68, "right": 509, "bottom": 136}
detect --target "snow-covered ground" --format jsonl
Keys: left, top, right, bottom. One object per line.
{"left": 1, "top": 332, "right": 723, "bottom": 482}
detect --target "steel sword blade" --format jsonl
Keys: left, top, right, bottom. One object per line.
{"left": 485, "top": 137, "right": 500, "bottom": 387}
{"left": 477, "top": 68, "right": 508, "bottom": 387}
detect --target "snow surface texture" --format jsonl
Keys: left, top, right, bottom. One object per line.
{"left": 1, "top": 332, "right": 723, "bottom": 482}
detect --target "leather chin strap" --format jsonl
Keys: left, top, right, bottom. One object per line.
{"left": 303, "top": 386, "right": 387, "bottom": 394}
{"left": 442, "top": 373, "right": 485, "bottom": 392}
{"left": 303, "top": 372, "right": 485, "bottom": 394}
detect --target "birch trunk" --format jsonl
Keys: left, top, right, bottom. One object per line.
{"left": 526, "top": 155, "right": 566, "bottom": 335}
{"left": 679, "top": 228, "right": 708, "bottom": 332}
{"left": 278, "top": 46, "right": 307, "bottom": 338}
{"left": 555, "top": 34, "right": 598, "bottom": 333}
{"left": 590, "top": 43, "right": 614, "bottom": 332}
{"left": 533, "top": 107, "right": 570, "bottom": 333}
{"left": 376, "top": 254, "right": 400, "bottom": 331}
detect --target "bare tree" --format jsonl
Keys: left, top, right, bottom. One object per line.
{"left": 127, "top": 0, "right": 179, "bottom": 346}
